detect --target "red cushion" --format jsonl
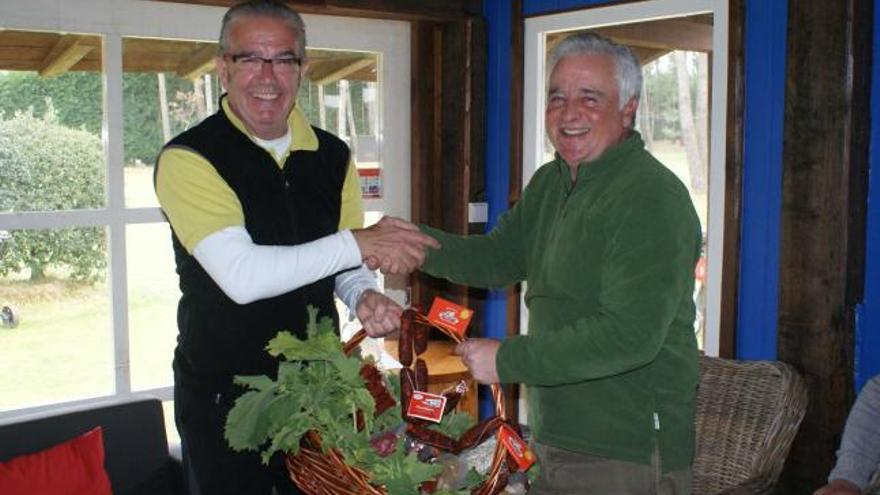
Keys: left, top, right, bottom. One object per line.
{"left": 0, "top": 426, "right": 112, "bottom": 495}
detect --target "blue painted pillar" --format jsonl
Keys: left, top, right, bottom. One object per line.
{"left": 855, "top": 0, "right": 880, "bottom": 390}
{"left": 481, "top": 0, "right": 513, "bottom": 419}
{"left": 736, "top": 0, "right": 788, "bottom": 360}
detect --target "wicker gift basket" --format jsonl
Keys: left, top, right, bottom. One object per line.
{"left": 284, "top": 307, "right": 519, "bottom": 495}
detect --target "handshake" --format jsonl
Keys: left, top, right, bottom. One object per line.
{"left": 351, "top": 216, "right": 440, "bottom": 275}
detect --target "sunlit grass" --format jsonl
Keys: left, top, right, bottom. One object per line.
{"left": 0, "top": 278, "right": 114, "bottom": 408}
{"left": 0, "top": 168, "right": 179, "bottom": 412}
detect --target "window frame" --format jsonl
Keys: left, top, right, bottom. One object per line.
{"left": 0, "top": 0, "right": 410, "bottom": 417}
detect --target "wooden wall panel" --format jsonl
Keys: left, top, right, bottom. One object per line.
{"left": 718, "top": 0, "right": 745, "bottom": 359}
{"left": 439, "top": 20, "right": 470, "bottom": 237}
{"left": 409, "top": 21, "right": 442, "bottom": 311}
{"left": 148, "top": 0, "right": 481, "bottom": 21}
{"left": 469, "top": 18, "right": 487, "bottom": 214}
{"left": 776, "top": 0, "right": 871, "bottom": 491}
{"left": 409, "top": 22, "right": 438, "bottom": 234}
{"left": 409, "top": 18, "right": 487, "bottom": 328}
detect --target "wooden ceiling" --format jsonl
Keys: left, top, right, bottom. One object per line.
{"left": 146, "top": 0, "right": 483, "bottom": 22}
{"left": 0, "top": 13, "right": 711, "bottom": 82}
{"left": 0, "top": 29, "right": 377, "bottom": 84}
{"left": 550, "top": 14, "right": 714, "bottom": 66}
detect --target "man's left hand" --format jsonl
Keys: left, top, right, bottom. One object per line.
{"left": 356, "top": 289, "right": 403, "bottom": 338}
{"left": 454, "top": 338, "right": 501, "bottom": 384}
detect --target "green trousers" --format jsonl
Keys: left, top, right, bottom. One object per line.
{"left": 528, "top": 442, "right": 692, "bottom": 495}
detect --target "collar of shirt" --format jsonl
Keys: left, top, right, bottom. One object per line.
{"left": 219, "top": 95, "right": 319, "bottom": 162}
{"left": 554, "top": 130, "right": 644, "bottom": 184}
{"left": 252, "top": 132, "right": 292, "bottom": 161}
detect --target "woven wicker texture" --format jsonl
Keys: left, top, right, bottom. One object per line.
{"left": 286, "top": 318, "right": 510, "bottom": 495}
{"left": 692, "top": 355, "right": 808, "bottom": 495}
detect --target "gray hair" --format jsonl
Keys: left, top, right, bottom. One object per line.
{"left": 219, "top": 0, "right": 307, "bottom": 58}
{"left": 547, "top": 32, "right": 642, "bottom": 109}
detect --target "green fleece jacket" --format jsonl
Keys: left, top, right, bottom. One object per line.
{"left": 421, "top": 132, "right": 701, "bottom": 472}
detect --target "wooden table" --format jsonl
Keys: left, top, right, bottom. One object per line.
{"left": 384, "top": 339, "right": 478, "bottom": 419}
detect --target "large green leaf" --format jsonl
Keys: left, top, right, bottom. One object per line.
{"left": 233, "top": 374, "right": 275, "bottom": 391}
{"left": 224, "top": 387, "right": 275, "bottom": 451}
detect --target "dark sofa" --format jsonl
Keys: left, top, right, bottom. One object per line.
{"left": 0, "top": 395, "right": 184, "bottom": 495}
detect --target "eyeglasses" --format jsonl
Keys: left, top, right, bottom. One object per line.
{"left": 224, "top": 53, "right": 302, "bottom": 74}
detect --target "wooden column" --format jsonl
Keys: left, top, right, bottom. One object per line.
{"left": 719, "top": 0, "right": 745, "bottom": 359}
{"left": 776, "top": 0, "right": 871, "bottom": 492}
{"left": 409, "top": 17, "right": 486, "bottom": 323}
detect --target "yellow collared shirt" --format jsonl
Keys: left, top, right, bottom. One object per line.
{"left": 155, "top": 99, "right": 364, "bottom": 253}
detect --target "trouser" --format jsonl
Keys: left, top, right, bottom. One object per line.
{"left": 174, "top": 377, "right": 302, "bottom": 495}
{"left": 528, "top": 441, "right": 692, "bottom": 495}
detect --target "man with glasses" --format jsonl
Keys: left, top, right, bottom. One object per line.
{"left": 154, "top": 1, "right": 437, "bottom": 493}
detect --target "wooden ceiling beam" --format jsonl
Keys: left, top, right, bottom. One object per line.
{"left": 595, "top": 19, "right": 713, "bottom": 53}
{"left": 631, "top": 46, "right": 671, "bottom": 66}
{"left": 39, "top": 35, "right": 93, "bottom": 77}
{"left": 310, "top": 57, "right": 373, "bottom": 85}
{"left": 176, "top": 44, "right": 218, "bottom": 80}
{"left": 547, "top": 19, "right": 713, "bottom": 55}
{"left": 146, "top": 0, "right": 481, "bottom": 22}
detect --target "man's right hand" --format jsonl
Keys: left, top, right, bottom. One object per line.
{"left": 813, "top": 479, "right": 862, "bottom": 495}
{"left": 351, "top": 216, "right": 440, "bottom": 275}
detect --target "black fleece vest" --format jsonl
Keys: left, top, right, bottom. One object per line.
{"left": 159, "top": 108, "right": 349, "bottom": 390}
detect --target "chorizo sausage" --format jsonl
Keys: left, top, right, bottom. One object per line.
{"left": 414, "top": 321, "right": 429, "bottom": 355}
{"left": 441, "top": 380, "right": 468, "bottom": 415}
{"left": 406, "top": 423, "right": 459, "bottom": 453}
{"left": 400, "top": 367, "right": 415, "bottom": 416}
{"left": 415, "top": 358, "right": 429, "bottom": 392}
{"left": 398, "top": 310, "right": 414, "bottom": 367}
{"left": 457, "top": 416, "right": 503, "bottom": 451}
{"left": 359, "top": 364, "right": 396, "bottom": 416}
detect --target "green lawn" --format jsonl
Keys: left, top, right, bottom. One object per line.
{"left": 647, "top": 140, "right": 709, "bottom": 231}
{"left": 0, "top": 279, "right": 114, "bottom": 408}
{"left": 0, "top": 168, "right": 179, "bottom": 411}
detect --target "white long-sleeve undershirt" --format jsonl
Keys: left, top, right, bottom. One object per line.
{"left": 192, "top": 226, "right": 377, "bottom": 307}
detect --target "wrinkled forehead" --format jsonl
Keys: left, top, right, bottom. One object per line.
{"left": 547, "top": 53, "right": 618, "bottom": 91}
{"left": 550, "top": 51, "right": 616, "bottom": 76}
{"left": 227, "top": 15, "right": 303, "bottom": 52}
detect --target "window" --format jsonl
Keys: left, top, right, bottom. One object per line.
{"left": 0, "top": 1, "right": 410, "bottom": 424}
{"left": 0, "top": 29, "right": 114, "bottom": 409}
{"left": 523, "top": 0, "right": 729, "bottom": 354}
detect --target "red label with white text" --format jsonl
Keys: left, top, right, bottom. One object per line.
{"left": 406, "top": 391, "right": 447, "bottom": 423}
{"left": 426, "top": 297, "right": 473, "bottom": 339}
{"left": 497, "top": 424, "right": 535, "bottom": 471}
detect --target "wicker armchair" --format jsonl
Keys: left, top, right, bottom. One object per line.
{"left": 692, "top": 355, "right": 808, "bottom": 495}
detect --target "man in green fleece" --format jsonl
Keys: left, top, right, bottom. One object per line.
{"left": 416, "top": 32, "right": 701, "bottom": 494}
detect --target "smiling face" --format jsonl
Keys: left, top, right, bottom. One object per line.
{"left": 545, "top": 52, "right": 638, "bottom": 169}
{"left": 216, "top": 15, "right": 306, "bottom": 139}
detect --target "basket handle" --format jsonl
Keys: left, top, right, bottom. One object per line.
{"left": 341, "top": 310, "right": 507, "bottom": 421}
{"left": 341, "top": 309, "right": 512, "bottom": 495}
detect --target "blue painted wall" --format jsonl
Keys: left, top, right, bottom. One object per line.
{"left": 855, "top": 0, "right": 880, "bottom": 391}
{"left": 480, "top": 0, "right": 513, "bottom": 419}
{"left": 523, "top": 0, "right": 614, "bottom": 15}
{"left": 735, "top": 0, "right": 787, "bottom": 360}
